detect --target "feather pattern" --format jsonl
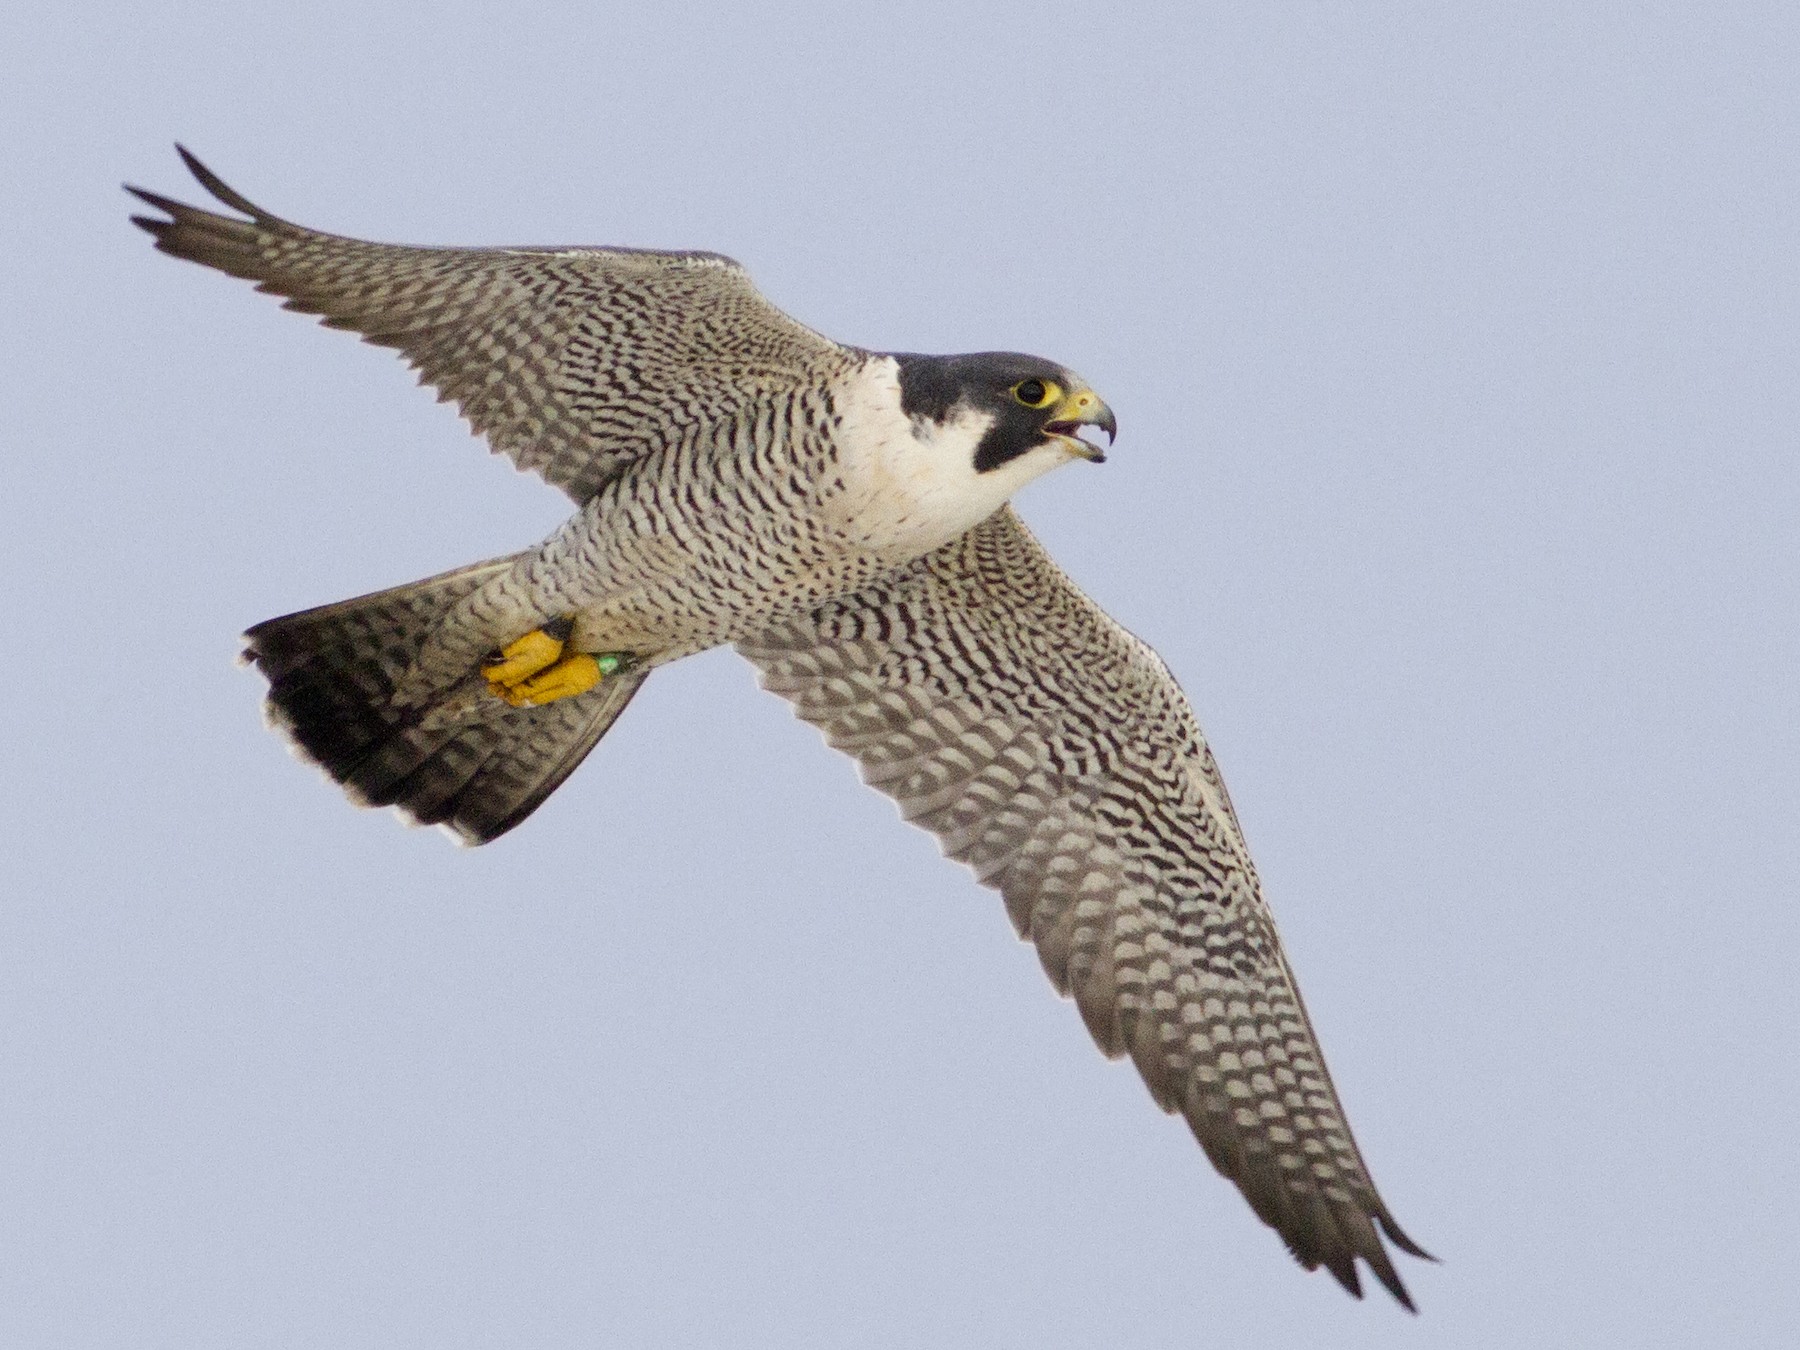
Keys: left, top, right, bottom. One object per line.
{"left": 129, "top": 148, "right": 844, "bottom": 503}
{"left": 739, "top": 506, "right": 1429, "bottom": 1306}
{"left": 243, "top": 557, "right": 648, "bottom": 843}
{"left": 132, "top": 149, "right": 1429, "bottom": 1306}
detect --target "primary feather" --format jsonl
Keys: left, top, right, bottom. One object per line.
{"left": 740, "top": 506, "right": 1429, "bottom": 1306}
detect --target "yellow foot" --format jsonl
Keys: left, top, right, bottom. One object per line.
{"left": 483, "top": 621, "right": 629, "bottom": 707}
{"left": 482, "top": 624, "right": 569, "bottom": 686}
{"left": 493, "top": 653, "right": 604, "bottom": 707}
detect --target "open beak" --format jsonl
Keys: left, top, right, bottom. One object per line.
{"left": 1044, "top": 387, "right": 1117, "bottom": 463}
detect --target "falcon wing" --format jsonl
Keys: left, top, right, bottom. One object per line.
{"left": 128, "top": 147, "right": 844, "bottom": 503}
{"left": 737, "top": 506, "right": 1429, "bottom": 1307}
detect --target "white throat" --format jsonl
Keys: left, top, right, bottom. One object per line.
{"left": 823, "top": 357, "right": 1075, "bottom": 563}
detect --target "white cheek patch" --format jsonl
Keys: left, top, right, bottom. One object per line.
{"left": 826, "top": 360, "right": 1073, "bottom": 562}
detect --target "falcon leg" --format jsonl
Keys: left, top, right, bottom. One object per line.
{"left": 483, "top": 619, "right": 632, "bottom": 707}
{"left": 482, "top": 617, "right": 575, "bottom": 686}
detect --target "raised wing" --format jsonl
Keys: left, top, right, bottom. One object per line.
{"left": 129, "top": 147, "right": 845, "bottom": 503}
{"left": 738, "top": 506, "right": 1429, "bottom": 1306}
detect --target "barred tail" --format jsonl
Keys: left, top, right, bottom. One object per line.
{"left": 242, "top": 556, "right": 647, "bottom": 844}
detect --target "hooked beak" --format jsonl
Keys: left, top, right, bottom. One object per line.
{"left": 1044, "top": 387, "right": 1117, "bottom": 463}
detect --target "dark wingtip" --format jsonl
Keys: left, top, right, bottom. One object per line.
{"left": 1364, "top": 1229, "right": 1425, "bottom": 1312}
{"left": 1370, "top": 1258, "right": 1418, "bottom": 1314}
{"left": 1324, "top": 1256, "right": 1365, "bottom": 1303}
{"left": 174, "top": 143, "right": 265, "bottom": 219}
{"left": 123, "top": 184, "right": 182, "bottom": 217}
{"left": 1297, "top": 1213, "right": 1427, "bottom": 1311}
{"left": 125, "top": 188, "right": 180, "bottom": 247}
{"left": 1378, "top": 1212, "right": 1437, "bottom": 1263}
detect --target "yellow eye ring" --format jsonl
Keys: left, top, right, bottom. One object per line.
{"left": 1011, "top": 378, "right": 1061, "bottom": 409}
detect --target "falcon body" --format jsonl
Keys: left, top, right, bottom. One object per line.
{"left": 479, "top": 351, "right": 1100, "bottom": 675}
{"left": 130, "top": 149, "right": 1429, "bottom": 1308}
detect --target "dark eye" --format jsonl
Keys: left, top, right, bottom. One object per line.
{"left": 1011, "top": 378, "right": 1059, "bottom": 409}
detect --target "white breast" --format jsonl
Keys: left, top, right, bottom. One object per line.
{"left": 819, "top": 357, "right": 1072, "bottom": 564}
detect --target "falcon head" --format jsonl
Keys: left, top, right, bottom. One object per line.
{"left": 894, "top": 351, "right": 1117, "bottom": 473}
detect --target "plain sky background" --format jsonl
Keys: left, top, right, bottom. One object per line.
{"left": 3, "top": 3, "right": 1796, "bottom": 1346}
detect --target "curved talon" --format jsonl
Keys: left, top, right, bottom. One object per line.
{"left": 482, "top": 623, "right": 629, "bottom": 706}
{"left": 482, "top": 628, "right": 565, "bottom": 684}
{"left": 501, "top": 653, "right": 604, "bottom": 706}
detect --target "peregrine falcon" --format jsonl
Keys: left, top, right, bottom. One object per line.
{"left": 130, "top": 148, "right": 1430, "bottom": 1307}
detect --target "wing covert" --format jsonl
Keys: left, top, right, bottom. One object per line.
{"left": 129, "top": 147, "right": 845, "bottom": 502}
{"left": 738, "top": 506, "right": 1429, "bottom": 1306}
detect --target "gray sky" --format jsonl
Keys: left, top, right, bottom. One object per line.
{"left": 4, "top": 2, "right": 1797, "bottom": 1345}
